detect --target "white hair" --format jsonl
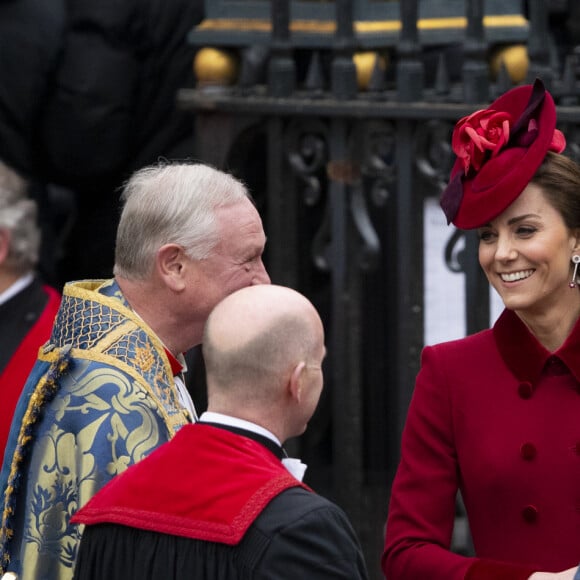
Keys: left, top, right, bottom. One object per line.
{"left": 0, "top": 162, "right": 39, "bottom": 274}
{"left": 114, "top": 162, "right": 251, "bottom": 279}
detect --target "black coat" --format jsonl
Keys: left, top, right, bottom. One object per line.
{"left": 30, "top": 0, "right": 204, "bottom": 282}
{"left": 0, "top": 0, "right": 65, "bottom": 176}
{"left": 40, "top": 0, "right": 205, "bottom": 187}
{"left": 72, "top": 424, "right": 368, "bottom": 580}
{"left": 73, "top": 487, "right": 368, "bottom": 580}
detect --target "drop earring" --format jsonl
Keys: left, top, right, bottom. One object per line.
{"left": 570, "top": 255, "right": 580, "bottom": 288}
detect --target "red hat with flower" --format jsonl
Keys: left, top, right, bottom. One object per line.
{"left": 440, "top": 78, "right": 566, "bottom": 229}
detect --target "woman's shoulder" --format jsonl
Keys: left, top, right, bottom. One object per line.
{"left": 425, "top": 325, "right": 496, "bottom": 355}
{"left": 418, "top": 326, "right": 504, "bottom": 390}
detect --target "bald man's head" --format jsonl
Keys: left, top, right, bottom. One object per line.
{"left": 202, "top": 285, "right": 325, "bottom": 414}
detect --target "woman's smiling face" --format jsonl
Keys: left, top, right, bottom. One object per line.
{"left": 477, "top": 182, "right": 579, "bottom": 316}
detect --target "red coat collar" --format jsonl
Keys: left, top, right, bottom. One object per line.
{"left": 493, "top": 308, "right": 580, "bottom": 384}
{"left": 72, "top": 424, "right": 310, "bottom": 544}
{"left": 163, "top": 348, "right": 183, "bottom": 376}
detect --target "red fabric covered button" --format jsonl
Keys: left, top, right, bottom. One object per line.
{"left": 518, "top": 383, "right": 533, "bottom": 399}
{"left": 522, "top": 505, "right": 538, "bottom": 523}
{"left": 520, "top": 443, "right": 536, "bottom": 460}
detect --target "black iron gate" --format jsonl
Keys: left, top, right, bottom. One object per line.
{"left": 179, "top": 1, "right": 580, "bottom": 577}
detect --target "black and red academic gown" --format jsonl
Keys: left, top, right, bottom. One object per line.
{"left": 0, "top": 278, "right": 60, "bottom": 464}
{"left": 72, "top": 423, "right": 368, "bottom": 580}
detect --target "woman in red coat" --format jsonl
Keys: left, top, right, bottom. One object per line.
{"left": 383, "top": 79, "right": 580, "bottom": 580}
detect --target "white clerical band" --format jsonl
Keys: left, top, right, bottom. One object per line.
{"left": 174, "top": 375, "right": 198, "bottom": 421}
{"left": 281, "top": 457, "right": 308, "bottom": 482}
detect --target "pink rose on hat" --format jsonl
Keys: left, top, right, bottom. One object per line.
{"left": 452, "top": 109, "right": 512, "bottom": 175}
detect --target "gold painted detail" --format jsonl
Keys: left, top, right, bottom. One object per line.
{"left": 353, "top": 51, "right": 389, "bottom": 90}
{"left": 196, "top": 14, "right": 528, "bottom": 34}
{"left": 490, "top": 44, "right": 529, "bottom": 83}
{"left": 194, "top": 47, "right": 239, "bottom": 86}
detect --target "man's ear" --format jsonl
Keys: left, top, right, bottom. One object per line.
{"left": 156, "top": 244, "right": 187, "bottom": 292}
{"left": 0, "top": 228, "right": 11, "bottom": 265}
{"left": 289, "top": 361, "right": 306, "bottom": 403}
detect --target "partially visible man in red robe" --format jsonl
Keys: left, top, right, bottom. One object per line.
{"left": 0, "top": 161, "right": 61, "bottom": 464}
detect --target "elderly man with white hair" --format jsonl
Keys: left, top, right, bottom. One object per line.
{"left": 0, "top": 162, "right": 270, "bottom": 580}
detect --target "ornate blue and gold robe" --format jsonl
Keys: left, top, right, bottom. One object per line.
{"left": 0, "top": 279, "right": 191, "bottom": 579}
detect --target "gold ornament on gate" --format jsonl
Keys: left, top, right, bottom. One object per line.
{"left": 353, "top": 51, "right": 389, "bottom": 91}
{"left": 193, "top": 47, "right": 239, "bottom": 86}
{"left": 490, "top": 44, "right": 529, "bottom": 83}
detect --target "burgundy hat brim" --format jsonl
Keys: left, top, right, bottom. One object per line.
{"left": 449, "top": 83, "right": 557, "bottom": 229}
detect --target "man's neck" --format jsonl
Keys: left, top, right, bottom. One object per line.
{"left": 116, "top": 276, "right": 203, "bottom": 355}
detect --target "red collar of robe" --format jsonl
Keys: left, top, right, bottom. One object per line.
{"left": 493, "top": 307, "right": 580, "bottom": 385}
{"left": 72, "top": 423, "right": 311, "bottom": 544}
{"left": 163, "top": 348, "right": 183, "bottom": 376}
{"left": 0, "top": 284, "right": 61, "bottom": 465}
{"left": 0, "top": 284, "right": 61, "bottom": 387}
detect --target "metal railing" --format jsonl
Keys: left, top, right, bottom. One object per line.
{"left": 179, "top": 1, "right": 580, "bottom": 577}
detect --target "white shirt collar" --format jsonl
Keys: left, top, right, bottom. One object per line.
{"left": 199, "top": 411, "right": 283, "bottom": 447}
